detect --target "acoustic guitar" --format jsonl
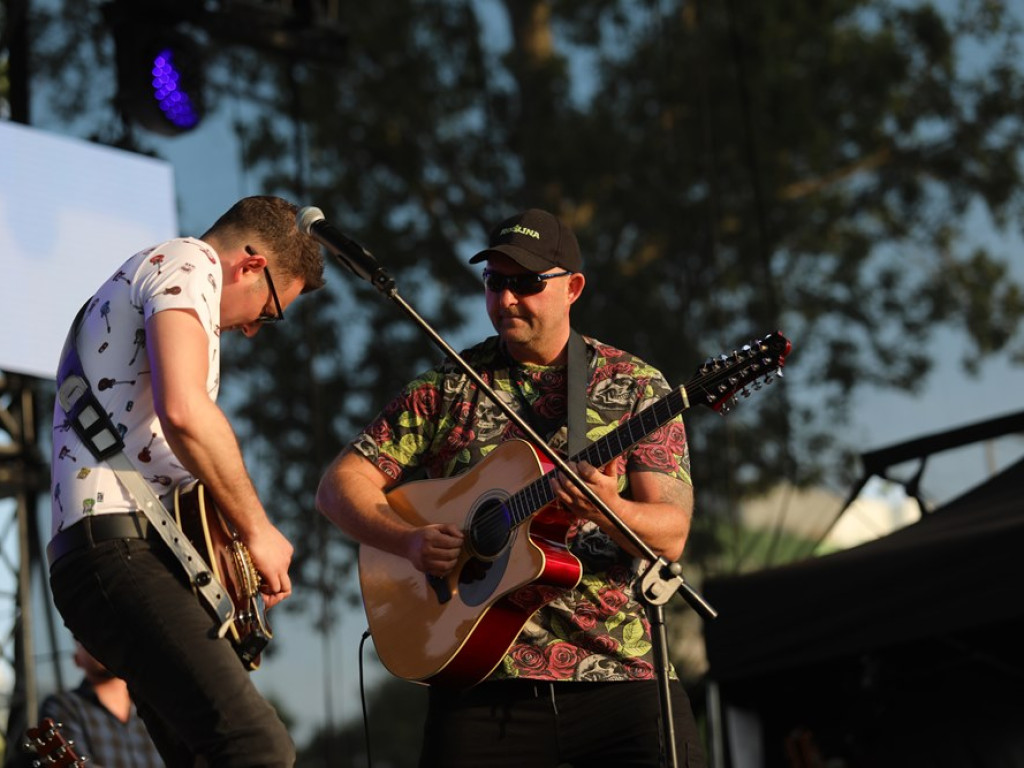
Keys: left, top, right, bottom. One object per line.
{"left": 359, "top": 331, "right": 791, "bottom": 686}
{"left": 173, "top": 480, "right": 273, "bottom": 670}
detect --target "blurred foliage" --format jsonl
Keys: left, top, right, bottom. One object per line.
{"left": 16, "top": 0, "right": 1024, "bottom": 646}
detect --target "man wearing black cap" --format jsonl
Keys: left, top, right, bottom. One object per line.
{"left": 318, "top": 209, "right": 705, "bottom": 766}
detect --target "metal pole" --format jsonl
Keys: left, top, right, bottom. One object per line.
{"left": 15, "top": 490, "right": 38, "bottom": 724}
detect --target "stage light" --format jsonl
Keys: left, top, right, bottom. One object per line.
{"left": 149, "top": 44, "right": 202, "bottom": 131}
{"left": 105, "top": 0, "right": 206, "bottom": 136}
{"left": 114, "top": 28, "right": 205, "bottom": 136}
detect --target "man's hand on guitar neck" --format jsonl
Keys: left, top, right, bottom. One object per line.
{"left": 551, "top": 459, "right": 693, "bottom": 561}
{"left": 551, "top": 459, "right": 620, "bottom": 521}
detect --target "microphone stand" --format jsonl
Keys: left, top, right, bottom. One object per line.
{"left": 322, "top": 226, "right": 717, "bottom": 768}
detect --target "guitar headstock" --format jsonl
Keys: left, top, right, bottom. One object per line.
{"left": 689, "top": 331, "right": 791, "bottom": 413}
{"left": 24, "top": 718, "right": 87, "bottom": 767}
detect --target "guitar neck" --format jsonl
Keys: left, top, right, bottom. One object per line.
{"left": 576, "top": 386, "right": 691, "bottom": 469}
{"left": 499, "top": 331, "right": 790, "bottom": 529}
{"left": 504, "top": 386, "right": 691, "bottom": 527}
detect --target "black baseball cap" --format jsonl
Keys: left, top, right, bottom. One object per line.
{"left": 469, "top": 209, "right": 583, "bottom": 273}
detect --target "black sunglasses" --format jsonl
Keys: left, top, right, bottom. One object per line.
{"left": 482, "top": 269, "right": 573, "bottom": 296}
{"left": 245, "top": 245, "right": 284, "bottom": 324}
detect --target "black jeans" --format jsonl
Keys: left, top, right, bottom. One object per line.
{"left": 49, "top": 535, "right": 294, "bottom": 768}
{"left": 419, "top": 679, "right": 706, "bottom": 768}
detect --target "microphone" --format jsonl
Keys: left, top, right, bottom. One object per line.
{"left": 296, "top": 206, "right": 394, "bottom": 293}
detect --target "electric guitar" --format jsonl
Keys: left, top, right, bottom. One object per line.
{"left": 24, "top": 718, "right": 86, "bottom": 767}
{"left": 173, "top": 480, "right": 273, "bottom": 670}
{"left": 359, "top": 331, "right": 791, "bottom": 686}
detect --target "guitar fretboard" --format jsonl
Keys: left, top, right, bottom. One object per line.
{"left": 504, "top": 386, "right": 691, "bottom": 527}
{"left": 495, "top": 331, "right": 788, "bottom": 530}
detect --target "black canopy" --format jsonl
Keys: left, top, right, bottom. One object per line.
{"left": 704, "top": 453, "right": 1024, "bottom": 682}
{"left": 701, "top": 419, "right": 1024, "bottom": 767}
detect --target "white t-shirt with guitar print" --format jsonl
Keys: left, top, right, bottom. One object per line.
{"left": 50, "top": 237, "right": 222, "bottom": 537}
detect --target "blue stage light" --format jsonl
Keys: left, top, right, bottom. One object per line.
{"left": 109, "top": 17, "right": 206, "bottom": 137}
{"left": 150, "top": 47, "right": 201, "bottom": 131}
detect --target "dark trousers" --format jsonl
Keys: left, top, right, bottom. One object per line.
{"left": 419, "top": 679, "right": 707, "bottom": 768}
{"left": 49, "top": 535, "right": 294, "bottom": 768}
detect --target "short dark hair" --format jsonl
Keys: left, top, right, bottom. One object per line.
{"left": 202, "top": 196, "right": 326, "bottom": 293}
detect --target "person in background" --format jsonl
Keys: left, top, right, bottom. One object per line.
{"left": 38, "top": 642, "right": 164, "bottom": 767}
{"left": 317, "top": 208, "right": 705, "bottom": 767}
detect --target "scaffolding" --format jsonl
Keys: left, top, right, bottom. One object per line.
{"left": 0, "top": 371, "right": 63, "bottom": 756}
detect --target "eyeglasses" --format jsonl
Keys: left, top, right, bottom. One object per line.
{"left": 245, "top": 245, "right": 284, "bottom": 324}
{"left": 482, "top": 269, "right": 573, "bottom": 296}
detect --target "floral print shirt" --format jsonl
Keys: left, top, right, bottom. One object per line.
{"left": 350, "top": 334, "right": 691, "bottom": 682}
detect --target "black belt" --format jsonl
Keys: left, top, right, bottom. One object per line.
{"left": 47, "top": 513, "right": 154, "bottom": 567}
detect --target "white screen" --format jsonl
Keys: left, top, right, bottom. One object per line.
{"left": 0, "top": 120, "right": 178, "bottom": 379}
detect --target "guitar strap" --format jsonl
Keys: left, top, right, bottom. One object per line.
{"left": 55, "top": 302, "right": 234, "bottom": 638}
{"left": 567, "top": 329, "right": 589, "bottom": 454}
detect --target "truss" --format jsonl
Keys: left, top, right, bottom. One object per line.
{"left": 0, "top": 370, "right": 62, "bottom": 749}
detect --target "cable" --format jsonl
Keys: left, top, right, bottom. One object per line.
{"left": 359, "top": 629, "right": 373, "bottom": 768}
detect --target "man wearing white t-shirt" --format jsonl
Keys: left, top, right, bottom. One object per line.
{"left": 48, "top": 196, "right": 325, "bottom": 767}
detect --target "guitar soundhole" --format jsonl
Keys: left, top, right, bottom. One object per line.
{"left": 459, "top": 495, "right": 514, "bottom": 608}
{"left": 467, "top": 497, "right": 512, "bottom": 560}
